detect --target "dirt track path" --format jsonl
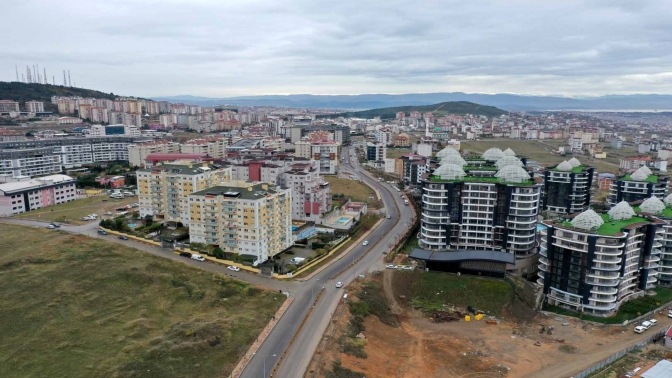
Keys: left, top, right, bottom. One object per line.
{"left": 383, "top": 270, "right": 403, "bottom": 314}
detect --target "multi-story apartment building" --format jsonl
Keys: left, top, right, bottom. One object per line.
{"left": 416, "top": 151, "right": 542, "bottom": 275}
{"left": 136, "top": 161, "right": 232, "bottom": 226}
{"left": 144, "top": 100, "right": 160, "bottom": 115}
{"left": 633, "top": 196, "right": 672, "bottom": 288}
{"left": 128, "top": 140, "right": 181, "bottom": 167}
{"left": 282, "top": 165, "right": 332, "bottom": 222}
{"left": 0, "top": 147, "right": 62, "bottom": 177}
{"left": 88, "top": 125, "right": 141, "bottom": 138}
{"left": 0, "top": 174, "right": 77, "bottom": 216}
{"left": 0, "top": 137, "right": 144, "bottom": 170}
{"left": 366, "top": 142, "right": 386, "bottom": 162}
{"left": 607, "top": 166, "right": 669, "bottom": 207}
{"left": 89, "top": 107, "right": 109, "bottom": 123}
{"left": 25, "top": 100, "right": 44, "bottom": 113}
{"left": 180, "top": 137, "right": 228, "bottom": 159}
{"left": 0, "top": 100, "right": 20, "bottom": 113}
{"left": 294, "top": 140, "right": 339, "bottom": 175}
{"left": 542, "top": 158, "right": 594, "bottom": 215}
{"left": 159, "top": 113, "right": 177, "bottom": 128}
{"left": 57, "top": 98, "right": 76, "bottom": 114}
{"left": 396, "top": 154, "right": 427, "bottom": 185}
{"left": 188, "top": 182, "right": 292, "bottom": 265}
{"left": 538, "top": 203, "right": 664, "bottom": 316}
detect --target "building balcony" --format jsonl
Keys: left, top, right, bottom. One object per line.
{"left": 590, "top": 286, "right": 618, "bottom": 295}
{"left": 592, "top": 263, "right": 621, "bottom": 271}
{"left": 587, "top": 278, "right": 620, "bottom": 286}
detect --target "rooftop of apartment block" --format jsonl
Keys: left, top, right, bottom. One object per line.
{"left": 140, "top": 162, "right": 224, "bottom": 175}
{"left": 190, "top": 183, "right": 280, "bottom": 200}
{"left": 548, "top": 203, "right": 664, "bottom": 237}
{"left": 0, "top": 174, "right": 75, "bottom": 193}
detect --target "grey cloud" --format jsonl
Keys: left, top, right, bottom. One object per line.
{"left": 0, "top": 0, "right": 671, "bottom": 97}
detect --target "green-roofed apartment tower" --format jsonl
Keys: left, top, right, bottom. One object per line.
{"left": 607, "top": 166, "right": 669, "bottom": 208}
{"left": 542, "top": 158, "right": 594, "bottom": 215}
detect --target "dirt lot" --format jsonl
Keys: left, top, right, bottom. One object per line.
{"left": 15, "top": 195, "right": 136, "bottom": 225}
{"left": 312, "top": 264, "right": 672, "bottom": 378}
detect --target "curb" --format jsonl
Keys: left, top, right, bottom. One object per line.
{"left": 229, "top": 296, "right": 295, "bottom": 378}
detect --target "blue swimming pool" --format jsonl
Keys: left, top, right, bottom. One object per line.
{"left": 292, "top": 226, "right": 298, "bottom": 231}
{"left": 536, "top": 224, "right": 547, "bottom": 232}
{"left": 335, "top": 216, "right": 350, "bottom": 224}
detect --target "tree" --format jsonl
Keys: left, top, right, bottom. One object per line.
{"left": 25, "top": 131, "right": 34, "bottom": 137}
{"left": 144, "top": 215, "right": 154, "bottom": 226}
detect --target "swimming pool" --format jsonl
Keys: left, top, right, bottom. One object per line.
{"left": 291, "top": 226, "right": 298, "bottom": 231}
{"left": 335, "top": 216, "right": 351, "bottom": 224}
{"left": 536, "top": 224, "right": 547, "bottom": 232}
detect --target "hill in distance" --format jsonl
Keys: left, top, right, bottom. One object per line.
{"left": 0, "top": 81, "right": 127, "bottom": 112}
{"left": 317, "top": 101, "right": 507, "bottom": 119}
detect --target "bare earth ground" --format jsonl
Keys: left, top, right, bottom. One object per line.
{"left": 314, "top": 261, "right": 672, "bottom": 378}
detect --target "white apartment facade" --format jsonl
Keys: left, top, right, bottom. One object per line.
{"left": 25, "top": 101, "right": 44, "bottom": 113}
{"left": 128, "top": 141, "right": 181, "bottom": 167}
{"left": 0, "top": 174, "right": 77, "bottom": 216}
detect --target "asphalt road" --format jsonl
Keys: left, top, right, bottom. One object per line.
{"left": 0, "top": 146, "right": 414, "bottom": 378}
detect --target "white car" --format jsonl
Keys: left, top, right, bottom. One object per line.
{"left": 191, "top": 254, "right": 205, "bottom": 262}
{"left": 401, "top": 265, "right": 413, "bottom": 271}
{"left": 362, "top": 241, "right": 369, "bottom": 246}
{"left": 641, "top": 321, "right": 653, "bottom": 329}
{"left": 386, "top": 264, "right": 397, "bottom": 269}
{"left": 46, "top": 224, "right": 56, "bottom": 229}
{"left": 335, "top": 282, "right": 344, "bottom": 288}
{"left": 648, "top": 319, "right": 658, "bottom": 327}
{"left": 668, "top": 311, "right": 672, "bottom": 318}
{"left": 227, "top": 266, "right": 240, "bottom": 272}
{"left": 634, "top": 326, "right": 646, "bottom": 334}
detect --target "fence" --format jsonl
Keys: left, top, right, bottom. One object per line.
{"left": 571, "top": 329, "right": 665, "bottom": 378}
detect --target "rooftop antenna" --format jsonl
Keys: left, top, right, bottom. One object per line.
{"left": 15, "top": 65, "right": 19, "bottom": 82}
{"left": 68, "top": 70, "right": 71, "bottom": 87}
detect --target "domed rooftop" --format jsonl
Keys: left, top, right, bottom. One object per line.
{"left": 568, "top": 157, "right": 581, "bottom": 168}
{"left": 436, "top": 147, "right": 461, "bottom": 159}
{"left": 631, "top": 166, "right": 653, "bottom": 181}
{"left": 556, "top": 161, "right": 573, "bottom": 172}
{"left": 482, "top": 147, "right": 505, "bottom": 162}
{"left": 640, "top": 196, "right": 666, "bottom": 215}
{"left": 494, "top": 165, "right": 531, "bottom": 183}
{"left": 433, "top": 164, "right": 466, "bottom": 181}
{"left": 503, "top": 148, "right": 516, "bottom": 156}
{"left": 495, "top": 156, "right": 524, "bottom": 169}
{"left": 571, "top": 209, "right": 604, "bottom": 231}
{"left": 439, "top": 155, "right": 467, "bottom": 167}
{"left": 608, "top": 201, "right": 636, "bottom": 221}
{"left": 664, "top": 193, "right": 672, "bottom": 207}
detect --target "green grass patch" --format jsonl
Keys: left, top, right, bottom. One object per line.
{"left": 551, "top": 165, "right": 586, "bottom": 173}
{"left": 560, "top": 213, "right": 653, "bottom": 236}
{"left": 15, "top": 195, "right": 135, "bottom": 224}
{"left": 409, "top": 272, "right": 513, "bottom": 316}
{"left": 0, "top": 224, "right": 284, "bottom": 378}
{"left": 429, "top": 176, "right": 534, "bottom": 186}
{"left": 544, "top": 288, "right": 672, "bottom": 324}
{"left": 463, "top": 165, "right": 498, "bottom": 171}
{"left": 325, "top": 176, "right": 380, "bottom": 209}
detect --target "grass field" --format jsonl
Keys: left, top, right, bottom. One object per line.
{"left": 459, "top": 140, "right": 621, "bottom": 173}
{"left": 386, "top": 147, "right": 411, "bottom": 159}
{"left": 0, "top": 224, "right": 284, "bottom": 378}
{"left": 325, "top": 176, "right": 380, "bottom": 208}
{"left": 404, "top": 271, "right": 514, "bottom": 316}
{"left": 15, "top": 195, "right": 135, "bottom": 224}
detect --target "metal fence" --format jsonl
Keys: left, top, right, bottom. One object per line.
{"left": 571, "top": 329, "right": 665, "bottom": 378}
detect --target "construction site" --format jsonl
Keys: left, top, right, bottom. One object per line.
{"left": 307, "top": 260, "right": 672, "bottom": 378}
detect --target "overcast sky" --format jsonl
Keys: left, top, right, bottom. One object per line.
{"left": 2, "top": 0, "right": 671, "bottom": 97}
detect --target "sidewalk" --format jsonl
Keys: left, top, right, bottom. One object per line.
{"left": 228, "top": 296, "right": 294, "bottom": 378}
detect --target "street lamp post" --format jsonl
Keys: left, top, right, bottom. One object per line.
{"left": 252, "top": 353, "right": 277, "bottom": 378}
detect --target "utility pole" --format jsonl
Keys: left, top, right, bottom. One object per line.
{"left": 68, "top": 70, "right": 71, "bottom": 87}
{"left": 43, "top": 68, "right": 47, "bottom": 84}
{"left": 63, "top": 70, "right": 67, "bottom": 86}
{"left": 15, "top": 65, "right": 19, "bottom": 82}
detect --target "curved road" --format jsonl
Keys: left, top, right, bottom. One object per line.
{"left": 0, "top": 146, "right": 414, "bottom": 378}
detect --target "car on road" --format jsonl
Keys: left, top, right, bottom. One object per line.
{"left": 641, "top": 321, "right": 653, "bottom": 329}
{"left": 227, "top": 266, "right": 241, "bottom": 272}
{"left": 179, "top": 252, "right": 192, "bottom": 258}
{"left": 362, "top": 241, "right": 369, "bottom": 246}
{"left": 97, "top": 230, "right": 107, "bottom": 235}
{"left": 46, "top": 224, "right": 56, "bottom": 229}
{"left": 386, "top": 264, "right": 397, "bottom": 269}
{"left": 387, "top": 214, "right": 392, "bottom": 219}
{"left": 335, "top": 282, "right": 344, "bottom": 288}
{"left": 648, "top": 319, "right": 658, "bottom": 327}
{"left": 118, "top": 235, "right": 128, "bottom": 240}
{"left": 50, "top": 223, "right": 60, "bottom": 228}
{"left": 191, "top": 254, "right": 206, "bottom": 262}
{"left": 668, "top": 311, "right": 672, "bottom": 318}
{"left": 401, "top": 265, "right": 413, "bottom": 271}
{"left": 634, "top": 326, "right": 646, "bottom": 334}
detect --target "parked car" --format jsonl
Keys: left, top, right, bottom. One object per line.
{"left": 362, "top": 241, "right": 369, "bottom": 246}
{"left": 191, "top": 254, "right": 205, "bottom": 262}
{"left": 641, "top": 321, "right": 653, "bottom": 329}
{"left": 335, "top": 281, "right": 344, "bottom": 288}
{"left": 668, "top": 311, "right": 672, "bottom": 318}
{"left": 386, "top": 264, "right": 397, "bottom": 269}
{"left": 118, "top": 235, "right": 128, "bottom": 240}
{"left": 227, "top": 266, "right": 241, "bottom": 272}
{"left": 648, "top": 319, "right": 658, "bottom": 327}
{"left": 97, "top": 230, "right": 107, "bottom": 235}
{"left": 634, "top": 326, "right": 646, "bottom": 334}
{"left": 46, "top": 224, "right": 56, "bottom": 229}
{"left": 179, "top": 252, "right": 192, "bottom": 258}
{"left": 401, "top": 265, "right": 413, "bottom": 271}
{"left": 50, "top": 223, "right": 60, "bottom": 228}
